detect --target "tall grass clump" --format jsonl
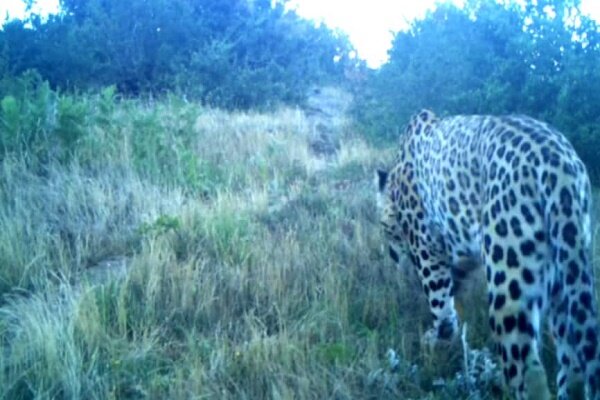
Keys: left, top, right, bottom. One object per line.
{"left": 0, "top": 157, "right": 185, "bottom": 297}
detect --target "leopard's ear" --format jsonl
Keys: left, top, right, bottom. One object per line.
{"left": 376, "top": 169, "right": 388, "bottom": 192}
{"left": 417, "top": 109, "right": 436, "bottom": 123}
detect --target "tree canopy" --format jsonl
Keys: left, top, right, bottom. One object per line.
{"left": 1, "top": 0, "right": 353, "bottom": 109}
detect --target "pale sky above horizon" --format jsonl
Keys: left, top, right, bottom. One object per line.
{"left": 2, "top": 0, "right": 600, "bottom": 67}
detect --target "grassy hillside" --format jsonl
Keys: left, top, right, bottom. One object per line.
{"left": 0, "top": 90, "right": 598, "bottom": 399}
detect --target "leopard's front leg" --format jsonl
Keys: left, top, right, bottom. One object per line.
{"left": 413, "top": 253, "right": 460, "bottom": 345}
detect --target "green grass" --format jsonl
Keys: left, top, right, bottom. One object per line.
{"left": 0, "top": 90, "right": 598, "bottom": 399}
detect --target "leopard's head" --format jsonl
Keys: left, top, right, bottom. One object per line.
{"left": 375, "top": 168, "right": 407, "bottom": 264}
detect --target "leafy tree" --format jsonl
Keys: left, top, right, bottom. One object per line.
{"left": 2, "top": 0, "right": 353, "bottom": 109}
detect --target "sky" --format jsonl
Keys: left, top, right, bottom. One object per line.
{"left": 289, "top": 0, "right": 600, "bottom": 66}
{"left": 2, "top": 0, "right": 600, "bottom": 67}
{"left": 288, "top": 0, "right": 466, "bottom": 66}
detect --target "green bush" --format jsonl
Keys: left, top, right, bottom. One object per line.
{"left": 1, "top": 0, "right": 353, "bottom": 110}
{"left": 0, "top": 71, "right": 57, "bottom": 159}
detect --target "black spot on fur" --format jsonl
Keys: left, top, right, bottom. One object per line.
{"left": 492, "top": 245, "right": 504, "bottom": 263}
{"left": 506, "top": 150, "right": 515, "bottom": 163}
{"left": 428, "top": 280, "right": 438, "bottom": 291}
{"left": 585, "top": 327, "right": 598, "bottom": 343}
{"left": 484, "top": 234, "right": 492, "bottom": 253}
{"left": 546, "top": 172, "right": 558, "bottom": 193}
{"left": 486, "top": 143, "right": 497, "bottom": 160}
{"left": 511, "top": 344, "right": 520, "bottom": 360}
{"left": 511, "top": 155, "right": 521, "bottom": 169}
{"left": 584, "top": 342, "right": 598, "bottom": 362}
{"left": 494, "top": 271, "right": 506, "bottom": 286}
{"left": 580, "top": 292, "right": 593, "bottom": 310}
{"left": 522, "top": 268, "right": 535, "bottom": 284}
{"left": 510, "top": 217, "right": 523, "bottom": 237}
{"left": 566, "top": 261, "right": 579, "bottom": 285}
{"left": 402, "top": 221, "right": 409, "bottom": 235}
{"left": 521, "top": 344, "right": 530, "bottom": 361}
{"left": 534, "top": 230, "right": 545, "bottom": 242}
{"left": 457, "top": 172, "right": 471, "bottom": 190}
{"left": 560, "top": 187, "right": 573, "bottom": 217}
{"left": 509, "top": 280, "right": 522, "bottom": 300}
{"left": 482, "top": 211, "right": 490, "bottom": 226}
{"left": 562, "top": 222, "right": 578, "bottom": 248}
{"left": 521, "top": 204, "right": 535, "bottom": 224}
{"left": 511, "top": 135, "right": 523, "bottom": 147}
{"left": 582, "top": 271, "right": 591, "bottom": 285}
{"left": 520, "top": 183, "right": 534, "bottom": 197}
{"left": 558, "top": 375, "right": 568, "bottom": 388}
{"left": 377, "top": 170, "right": 388, "bottom": 192}
{"left": 446, "top": 179, "right": 456, "bottom": 191}
{"left": 573, "top": 329, "right": 583, "bottom": 344}
{"left": 512, "top": 169, "right": 520, "bottom": 182}
{"left": 490, "top": 162, "right": 498, "bottom": 180}
{"left": 447, "top": 218, "right": 459, "bottom": 235}
{"left": 570, "top": 301, "right": 579, "bottom": 316}
{"left": 448, "top": 197, "right": 459, "bottom": 215}
{"left": 520, "top": 240, "right": 535, "bottom": 257}
{"left": 491, "top": 200, "right": 501, "bottom": 219}
{"left": 563, "top": 161, "right": 576, "bottom": 176}
{"left": 551, "top": 281, "right": 563, "bottom": 297}
{"left": 389, "top": 246, "right": 399, "bottom": 263}
{"left": 507, "top": 247, "right": 519, "bottom": 268}
{"left": 507, "top": 190, "right": 517, "bottom": 207}
{"left": 497, "top": 145, "right": 506, "bottom": 158}
{"left": 558, "top": 248, "right": 569, "bottom": 262}
{"left": 495, "top": 219, "right": 508, "bottom": 237}
{"left": 494, "top": 294, "right": 506, "bottom": 310}
{"left": 558, "top": 323, "right": 566, "bottom": 338}
{"left": 518, "top": 311, "right": 534, "bottom": 336}
{"left": 469, "top": 193, "right": 479, "bottom": 206}
{"left": 504, "top": 315, "right": 516, "bottom": 333}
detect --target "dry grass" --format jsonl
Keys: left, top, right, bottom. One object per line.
{"left": 0, "top": 98, "right": 597, "bottom": 399}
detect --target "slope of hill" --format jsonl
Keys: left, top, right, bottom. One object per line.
{"left": 0, "top": 89, "right": 598, "bottom": 399}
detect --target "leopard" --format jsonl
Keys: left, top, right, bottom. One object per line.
{"left": 376, "top": 110, "right": 600, "bottom": 399}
